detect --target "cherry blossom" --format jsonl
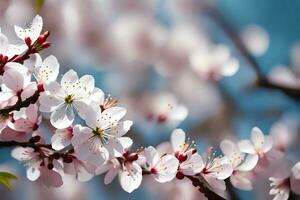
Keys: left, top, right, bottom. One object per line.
{"left": 238, "top": 127, "right": 273, "bottom": 157}
{"left": 63, "top": 156, "right": 94, "bottom": 182}
{"left": 11, "top": 146, "right": 63, "bottom": 187}
{"left": 39, "top": 69, "right": 104, "bottom": 128}
{"left": 161, "top": 129, "right": 204, "bottom": 177}
{"left": 0, "top": 68, "right": 34, "bottom": 106}
{"left": 14, "top": 15, "right": 43, "bottom": 43}
{"left": 0, "top": 30, "right": 26, "bottom": 60}
{"left": 71, "top": 104, "right": 133, "bottom": 166}
{"left": 200, "top": 148, "right": 233, "bottom": 191}
{"left": 190, "top": 44, "right": 239, "bottom": 80}
{"left": 96, "top": 152, "right": 143, "bottom": 193}
{"left": 220, "top": 139, "right": 258, "bottom": 190}
{"left": 51, "top": 126, "right": 73, "bottom": 150}
{"left": 9, "top": 104, "right": 41, "bottom": 132}
{"left": 32, "top": 54, "right": 60, "bottom": 84}
{"left": 142, "top": 146, "right": 179, "bottom": 183}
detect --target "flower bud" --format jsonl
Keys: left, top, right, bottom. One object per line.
{"left": 25, "top": 37, "right": 31, "bottom": 47}
{"left": 41, "top": 42, "right": 51, "bottom": 49}
{"left": 37, "top": 35, "right": 46, "bottom": 44}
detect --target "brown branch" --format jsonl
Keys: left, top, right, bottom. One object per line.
{"left": 0, "top": 90, "right": 41, "bottom": 115}
{"left": 204, "top": 5, "right": 300, "bottom": 102}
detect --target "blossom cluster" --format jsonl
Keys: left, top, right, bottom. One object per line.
{"left": 0, "top": 15, "right": 299, "bottom": 200}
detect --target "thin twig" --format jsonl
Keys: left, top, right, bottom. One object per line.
{"left": 204, "top": 5, "right": 300, "bottom": 102}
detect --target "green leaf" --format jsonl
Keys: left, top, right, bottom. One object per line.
{"left": 0, "top": 172, "right": 17, "bottom": 190}
{"left": 35, "top": 0, "right": 45, "bottom": 12}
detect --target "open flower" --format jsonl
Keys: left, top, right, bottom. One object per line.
{"left": 168, "top": 129, "right": 204, "bottom": 177}
{"left": 9, "top": 104, "right": 42, "bottom": 133}
{"left": 190, "top": 44, "right": 239, "bottom": 80}
{"left": 33, "top": 54, "right": 60, "bottom": 84}
{"left": 220, "top": 139, "right": 258, "bottom": 190}
{"left": 0, "top": 30, "right": 26, "bottom": 60}
{"left": 39, "top": 69, "right": 104, "bottom": 128}
{"left": 14, "top": 15, "right": 43, "bottom": 42}
{"left": 96, "top": 152, "right": 143, "bottom": 193}
{"left": 71, "top": 104, "right": 133, "bottom": 166}
{"left": 0, "top": 68, "right": 34, "bottom": 106}
{"left": 51, "top": 126, "right": 73, "bottom": 150}
{"left": 11, "top": 146, "right": 63, "bottom": 187}
{"left": 63, "top": 156, "right": 94, "bottom": 182}
{"left": 238, "top": 127, "right": 273, "bottom": 157}
{"left": 142, "top": 146, "right": 179, "bottom": 183}
{"left": 200, "top": 148, "right": 233, "bottom": 191}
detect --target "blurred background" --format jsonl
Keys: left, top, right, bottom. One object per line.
{"left": 1, "top": 0, "right": 300, "bottom": 199}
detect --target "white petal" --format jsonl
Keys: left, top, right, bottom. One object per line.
{"left": 262, "top": 136, "right": 273, "bottom": 153}
{"left": 236, "top": 154, "right": 258, "bottom": 171}
{"left": 79, "top": 75, "right": 95, "bottom": 93}
{"left": 99, "top": 107, "right": 127, "bottom": 129}
{"left": 155, "top": 155, "right": 179, "bottom": 183}
{"left": 0, "top": 32, "right": 8, "bottom": 54}
{"left": 104, "top": 168, "right": 118, "bottom": 184}
{"left": 180, "top": 153, "right": 204, "bottom": 175}
{"left": 230, "top": 173, "right": 253, "bottom": 191}
{"left": 171, "top": 129, "right": 186, "bottom": 152}
{"left": 220, "top": 140, "right": 237, "bottom": 156}
{"left": 111, "top": 120, "right": 133, "bottom": 137}
{"left": 14, "top": 25, "right": 26, "bottom": 40}
{"left": 11, "top": 147, "right": 34, "bottom": 161}
{"left": 50, "top": 104, "right": 74, "bottom": 129}
{"left": 51, "top": 128, "right": 72, "bottom": 150}
{"left": 119, "top": 162, "right": 142, "bottom": 193}
{"left": 61, "top": 69, "right": 78, "bottom": 91}
{"left": 238, "top": 140, "right": 255, "bottom": 154}
{"left": 203, "top": 174, "right": 226, "bottom": 190}
{"left": 35, "top": 55, "right": 59, "bottom": 83}
{"left": 30, "top": 15, "right": 43, "bottom": 42}
{"left": 251, "top": 127, "right": 265, "bottom": 150}
{"left": 90, "top": 88, "right": 104, "bottom": 104}
{"left": 71, "top": 125, "right": 93, "bottom": 146}
{"left": 26, "top": 164, "right": 41, "bottom": 181}
{"left": 39, "top": 94, "right": 63, "bottom": 112}
{"left": 3, "top": 68, "right": 24, "bottom": 91}
{"left": 143, "top": 146, "right": 160, "bottom": 167}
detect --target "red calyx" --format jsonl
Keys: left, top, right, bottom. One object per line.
{"left": 32, "top": 123, "right": 39, "bottom": 131}
{"left": 150, "top": 168, "right": 157, "bottom": 174}
{"left": 37, "top": 83, "right": 45, "bottom": 92}
{"left": 176, "top": 171, "right": 185, "bottom": 180}
{"left": 127, "top": 153, "right": 139, "bottom": 162}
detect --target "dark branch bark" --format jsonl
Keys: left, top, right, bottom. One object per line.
{"left": 204, "top": 6, "right": 300, "bottom": 102}
{"left": 0, "top": 90, "right": 40, "bottom": 115}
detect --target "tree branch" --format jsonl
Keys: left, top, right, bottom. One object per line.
{"left": 0, "top": 90, "right": 40, "bottom": 115}
{"left": 204, "top": 5, "right": 300, "bottom": 102}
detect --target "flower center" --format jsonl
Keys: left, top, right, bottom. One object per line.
{"left": 64, "top": 95, "right": 74, "bottom": 104}
{"left": 93, "top": 127, "right": 104, "bottom": 137}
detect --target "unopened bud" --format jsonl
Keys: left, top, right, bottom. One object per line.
{"left": 41, "top": 42, "right": 50, "bottom": 49}
{"left": 37, "top": 35, "right": 46, "bottom": 44}
{"left": 25, "top": 37, "right": 31, "bottom": 47}
{"left": 43, "top": 31, "right": 50, "bottom": 39}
